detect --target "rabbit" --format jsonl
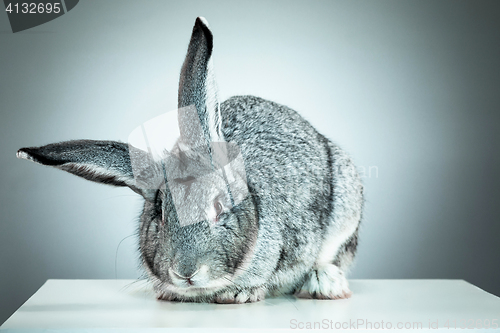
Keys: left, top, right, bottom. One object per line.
{"left": 16, "top": 17, "right": 363, "bottom": 303}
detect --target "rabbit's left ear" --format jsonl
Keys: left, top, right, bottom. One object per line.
{"left": 178, "top": 17, "right": 223, "bottom": 149}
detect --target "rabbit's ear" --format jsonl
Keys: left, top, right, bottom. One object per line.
{"left": 17, "top": 140, "right": 157, "bottom": 201}
{"left": 178, "top": 17, "right": 223, "bottom": 148}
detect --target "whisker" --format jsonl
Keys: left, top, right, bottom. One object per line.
{"left": 114, "top": 234, "right": 136, "bottom": 279}
{"left": 222, "top": 276, "right": 242, "bottom": 291}
{"left": 119, "top": 278, "right": 152, "bottom": 294}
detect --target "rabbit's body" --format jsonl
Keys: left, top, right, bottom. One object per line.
{"left": 18, "top": 18, "right": 363, "bottom": 303}
{"left": 139, "top": 95, "right": 362, "bottom": 302}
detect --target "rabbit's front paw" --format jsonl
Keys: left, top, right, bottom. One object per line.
{"left": 296, "top": 264, "right": 352, "bottom": 300}
{"left": 214, "top": 287, "right": 266, "bottom": 304}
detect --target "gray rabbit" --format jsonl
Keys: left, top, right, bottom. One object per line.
{"left": 17, "top": 17, "right": 363, "bottom": 303}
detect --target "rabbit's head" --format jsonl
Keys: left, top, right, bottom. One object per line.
{"left": 140, "top": 141, "right": 258, "bottom": 298}
{"left": 17, "top": 17, "right": 259, "bottom": 299}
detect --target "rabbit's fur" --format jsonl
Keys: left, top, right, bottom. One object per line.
{"left": 17, "top": 17, "right": 363, "bottom": 303}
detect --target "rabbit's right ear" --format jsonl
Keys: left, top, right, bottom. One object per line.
{"left": 17, "top": 140, "right": 158, "bottom": 201}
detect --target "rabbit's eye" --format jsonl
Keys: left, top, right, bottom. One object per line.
{"left": 214, "top": 201, "right": 223, "bottom": 221}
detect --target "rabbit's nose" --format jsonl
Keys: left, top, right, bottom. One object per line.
{"left": 169, "top": 264, "right": 211, "bottom": 288}
{"left": 171, "top": 268, "right": 200, "bottom": 286}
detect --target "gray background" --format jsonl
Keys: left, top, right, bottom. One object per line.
{"left": 1, "top": 0, "right": 499, "bottom": 324}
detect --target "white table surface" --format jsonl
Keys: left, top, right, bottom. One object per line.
{"left": 1, "top": 279, "right": 499, "bottom": 332}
